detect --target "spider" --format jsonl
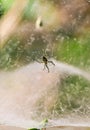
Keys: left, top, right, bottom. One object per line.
{"left": 42, "top": 56, "right": 55, "bottom": 72}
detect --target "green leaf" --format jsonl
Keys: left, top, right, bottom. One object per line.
{"left": 28, "top": 128, "right": 40, "bottom": 130}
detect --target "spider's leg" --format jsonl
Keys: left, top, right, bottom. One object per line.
{"left": 43, "top": 64, "right": 46, "bottom": 70}
{"left": 45, "top": 64, "right": 49, "bottom": 73}
{"left": 48, "top": 60, "right": 55, "bottom": 66}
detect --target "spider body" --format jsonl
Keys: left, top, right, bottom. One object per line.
{"left": 42, "top": 56, "right": 55, "bottom": 72}
{"left": 43, "top": 56, "right": 48, "bottom": 64}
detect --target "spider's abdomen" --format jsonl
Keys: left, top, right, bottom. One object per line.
{"left": 43, "top": 56, "right": 47, "bottom": 63}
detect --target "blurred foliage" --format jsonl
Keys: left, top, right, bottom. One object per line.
{"left": 0, "top": 35, "right": 47, "bottom": 70}
{"left": 0, "top": 0, "right": 4, "bottom": 17}
{"left": 30, "top": 74, "right": 90, "bottom": 118}
{"left": 55, "top": 75, "right": 90, "bottom": 116}
{"left": 0, "top": 34, "right": 90, "bottom": 71}
{"left": 23, "top": 0, "right": 36, "bottom": 21}
{"left": 55, "top": 35, "right": 90, "bottom": 70}
{"left": 0, "top": 38, "right": 25, "bottom": 70}
{"left": 0, "top": 0, "right": 90, "bottom": 118}
{"left": 1, "top": 0, "right": 14, "bottom": 13}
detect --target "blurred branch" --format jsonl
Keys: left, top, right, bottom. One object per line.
{"left": 0, "top": 0, "right": 28, "bottom": 48}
